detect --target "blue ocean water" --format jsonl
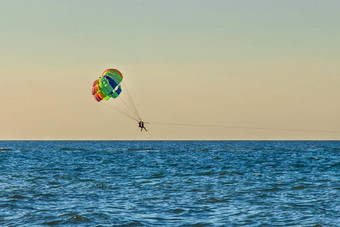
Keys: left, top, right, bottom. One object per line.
{"left": 0, "top": 141, "right": 339, "bottom": 226}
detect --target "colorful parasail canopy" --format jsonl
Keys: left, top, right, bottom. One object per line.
{"left": 92, "top": 69, "right": 123, "bottom": 102}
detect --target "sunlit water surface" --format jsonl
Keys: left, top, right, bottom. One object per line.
{"left": 0, "top": 141, "right": 339, "bottom": 226}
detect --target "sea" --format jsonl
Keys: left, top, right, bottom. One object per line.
{"left": 0, "top": 141, "right": 339, "bottom": 226}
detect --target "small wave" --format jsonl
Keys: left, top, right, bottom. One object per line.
{"left": 121, "top": 220, "right": 145, "bottom": 226}
{"left": 196, "top": 197, "right": 229, "bottom": 205}
{"left": 92, "top": 182, "right": 108, "bottom": 189}
{"left": 43, "top": 220, "right": 62, "bottom": 225}
{"left": 60, "top": 213, "right": 90, "bottom": 224}
{"left": 219, "top": 171, "right": 227, "bottom": 175}
{"left": 308, "top": 157, "right": 320, "bottom": 160}
{"left": 11, "top": 195, "right": 27, "bottom": 199}
{"left": 202, "top": 171, "right": 216, "bottom": 176}
{"left": 217, "top": 171, "right": 244, "bottom": 176}
{"left": 91, "top": 182, "right": 119, "bottom": 190}
{"left": 189, "top": 188, "right": 205, "bottom": 192}
{"left": 229, "top": 171, "right": 244, "bottom": 176}
{"left": 126, "top": 148, "right": 158, "bottom": 152}
{"left": 200, "top": 148, "right": 211, "bottom": 151}
{"left": 36, "top": 193, "right": 55, "bottom": 198}
{"left": 172, "top": 208, "right": 185, "bottom": 214}
{"left": 60, "top": 147, "right": 88, "bottom": 152}
{"left": 261, "top": 187, "right": 282, "bottom": 192}
{"left": 0, "top": 148, "right": 14, "bottom": 151}
{"left": 331, "top": 162, "right": 340, "bottom": 167}
{"left": 207, "top": 197, "right": 229, "bottom": 204}
{"left": 291, "top": 186, "right": 305, "bottom": 190}
{"left": 313, "top": 224, "right": 323, "bottom": 227}
{"left": 150, "top": 172, "right": 165, "bottom": 179}
{"left": 71, "top": 215, "right": 89, "bottom": 221}
{"left": 213, "top": 156, "right": 222, "bottom": 160}
{"left": 185, "top": 222, "right": 212, "bottom": 227}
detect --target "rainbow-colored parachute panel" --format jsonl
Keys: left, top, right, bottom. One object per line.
{"left": 92, "top": 69, "right": 123, "bottom": 102}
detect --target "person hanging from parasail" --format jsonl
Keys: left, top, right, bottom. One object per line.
{"left": 138, "top": 121, "right": 147, "bottom": 132}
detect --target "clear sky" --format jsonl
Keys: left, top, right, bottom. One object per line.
{"left": 1, "top": 0, "right": 339, "bottom": 140}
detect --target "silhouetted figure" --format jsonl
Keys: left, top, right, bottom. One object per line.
{"left": 138, "top": 121, "right": 147, "bottom": 132}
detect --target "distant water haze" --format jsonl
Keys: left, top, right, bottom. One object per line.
{"left": 1, "top": 1, "right": 339, "bottom": 140}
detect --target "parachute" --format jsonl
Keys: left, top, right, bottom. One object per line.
{"left": 92, "top": 68, "right": 142, "bottom": 122}
{"left": 92, "top": 69, "right": 123, "bottom": 102}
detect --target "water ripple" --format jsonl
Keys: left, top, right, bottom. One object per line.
{"left": 0, "top": 141, "right": 339, "bottom": 226}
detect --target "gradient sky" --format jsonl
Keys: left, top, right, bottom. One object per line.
{"left": 1, "top": 0, "right": 339, "bottom": 140}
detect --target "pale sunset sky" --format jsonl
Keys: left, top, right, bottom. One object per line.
{"left": 1, "top": 0, "right": 339, "bottom": 140}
